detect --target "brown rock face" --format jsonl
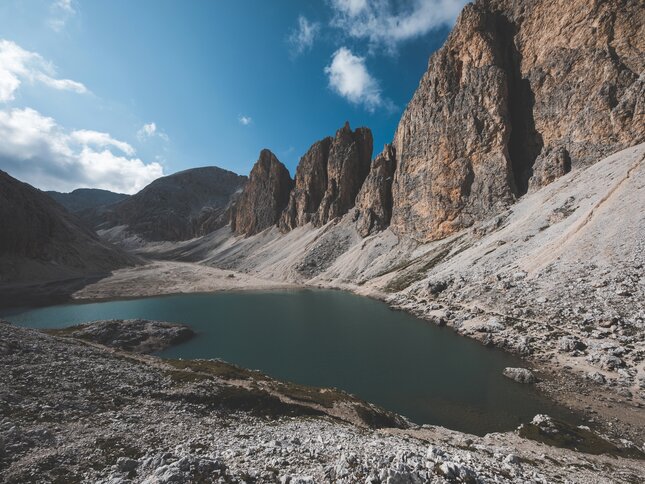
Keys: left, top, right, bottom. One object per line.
{"left": 279, "top": 137, "right": 332, "bottom": 231}
{"left": 232, "top": 150, "right": 293, "bottom": 236}
{"left": 315, "top": 122, "right": 373, "bottom": 226}
{"left": 355, "top": 144, "right": 397, "bottom": 237}
{"left": 391, "top": 0, "right": 644, "bottom": 242}
{"left": 279, "top": 122, "right": 373, "bottom": 231}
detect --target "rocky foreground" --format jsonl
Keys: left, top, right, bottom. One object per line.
{"left": 1, "top": 321, "right": 644, "bottom": 483}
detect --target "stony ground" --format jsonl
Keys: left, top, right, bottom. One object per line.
{"left": 1, "top": 322, "right": 644, "bottom": 483}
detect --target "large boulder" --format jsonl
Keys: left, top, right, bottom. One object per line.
{"left": 503, "top": 367, "right": 537, "bottom": 384}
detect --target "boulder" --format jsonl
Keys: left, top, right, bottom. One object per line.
{"left": 558, "top": 336, "right": 587, "bottom": 353}
{"left": 503, "top": 367, "right": 537, "bottom": 384}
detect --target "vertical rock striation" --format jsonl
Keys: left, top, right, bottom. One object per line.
{"left": 314, "top": 122, "right": 373, "bottom": 227}
{"left": 232, "top": 150, "right": 293, "bottom": 236}
{"left": 279, "top": 137, "right": 332, "bottom": 231}
{"left": 355, "top": 144, "right": 397, "bottom": 237}
{"left": 279, "top": 122, "right": 374, "bottom": 232}
{"left": 390, "top": 0, "right": 644, "bottom": 242}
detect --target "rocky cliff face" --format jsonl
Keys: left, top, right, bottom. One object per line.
{"left": 0, "top": 171, "right": 136, "bottom": 284}
{"left": 279, "top": 137, "right": 332, "bottom": 231}
{"left": 87, "top": 167, "right": 246, "bottom": 242}
{"left": 315, "top": 122, "right": 373, "bottom": 227}
{"left": 355, "top": 144, "right": 397, "bottom": 237}
{"left": 232, "top": 150, "right": 293, "bottom": 236}
{"left": 279, "top": 123, "right": 373, "bottom": 232}
{"left": 390, "top": 0, "right": 644, "bottom": 241}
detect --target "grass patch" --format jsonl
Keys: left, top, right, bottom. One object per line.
{"left": 42, "top": 325, "right": 88, "bottom": 336}
{"left": 518, "top": 419, "right": 645, "bottom": 459}
{"left": 275, "top": 381, "right": 350, "bottom": 408}
{"left": 166, "top": 359, "right": 269, "bottom": 382}
{"left": 384, "top": 247, "right": 451, "bottom": 293}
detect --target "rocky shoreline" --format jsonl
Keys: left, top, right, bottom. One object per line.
{"left": 2, "top": 321, "right": 644, "bottom": 483}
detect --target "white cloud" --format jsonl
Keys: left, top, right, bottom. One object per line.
{"left": 288, "top": 16, "right": 320, "bottom": 57}
{"left": 332, "top": 0, "right": 368, "bottom": 16}
{"left": 48, "top": 0, "right": 76, "bottom": 33}
{"left": 0, "top": 107, "right": 163, "bottom": 194}
{"left": 137, "top": 122, "right": 169, "bottom": 142}
{"left": 238, "top": 115, "right": 252, "bottom": 126}
{"left": 330, "top": 0, "right": 467, "bottom": 52}
{"left": 70, "top": 129, "right": 135, "bottom": 156}
{"left": 0, "top": 39, "right": 88, "bottom": 102}
{"left": 325, "top": 47, "right": 386, "bottom": 111}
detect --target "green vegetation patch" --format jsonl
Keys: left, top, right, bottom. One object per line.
{"left": 166, "top": 359, "right": 269, "bottom": 382}
{"left": 518, "top": 419, "right": 645, "bottom": 459}
{"left": 384, "top": 247, "right": 451, "bottom": 293}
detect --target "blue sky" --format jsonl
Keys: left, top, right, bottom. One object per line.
{"left": 0, "top": 0, "right": 466, "bottom": 193}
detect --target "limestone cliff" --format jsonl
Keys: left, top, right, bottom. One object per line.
{"left": 279, "top": 137, "right": 332, "bottom": 231}
{"left": 355, "top": 144, "right": 397, "bottom": 237}
{"left": 279, "top": 123, "right": 373, "bottom": 232}
{"left": 232, "top": 150, "right": 293, "bottom": 236}
{"left": 390, "top": 0, "right": 644, "bottom": 242}
{"left": 315, "top": 122, "right": 373, "bottom": 227}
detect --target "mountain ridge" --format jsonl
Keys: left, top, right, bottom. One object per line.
{"left": 46, "top": 188, "right": 129, "bottom": 213}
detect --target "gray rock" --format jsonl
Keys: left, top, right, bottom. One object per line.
{"left": 558, "top": 336, "right": 587, "bottom": 352}
{"left": 503, "top": 367, "right": 537, "bottom": 384}
{"left": 117, "top": 457, "right": 138, "bottom": 473}
{"left": 49, "top": 319, "right": 195, "bottom": 354}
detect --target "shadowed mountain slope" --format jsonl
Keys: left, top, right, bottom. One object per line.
{"left": 85, "top": 166, "right": 247, "bottom": 242}
{"left": 0, "top": 170, "right": 137, "bottom": 284}
{"left": 46, "top": 188, "right": 129, "bottom": 213}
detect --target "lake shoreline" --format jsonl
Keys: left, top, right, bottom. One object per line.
{"left": 3, "top": 259, "right": 644, "bottom": 447}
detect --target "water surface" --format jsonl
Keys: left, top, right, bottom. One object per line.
{"left": 2, "top": 289, "right": 575, "bottom": 435}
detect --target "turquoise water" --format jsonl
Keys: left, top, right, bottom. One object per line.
{"left": 2, "top": 289, "right": 575, "bottom": 435}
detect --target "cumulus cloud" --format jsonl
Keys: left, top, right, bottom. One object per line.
{"left": 48, "top": 0, "right": 76, "bottom": 33}
{"left": 325, "top": 47, "right": 389, "bottom": 112}
{"left": 330, "top": 0, "right": 467, "bottom": 52}
{"left": 0, "top": 39, "right": 88, "bottom": 102}
{"left": 71, "top": 129, "right": 135, "bottom": 156}
{"left": 0, "top": 107, "right": 163, "bottom": 194}
{"left": 137, "top": 122, "right": 169, "bottom": 142}
{"left": 238, "top": 115, "right": 252, "bottom": 126}
{"left": 288, "top": 16, "right": 320, "bottom": 57}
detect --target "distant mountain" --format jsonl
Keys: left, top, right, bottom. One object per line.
{"left": 85, "top": 166, "right": 247, "bottom": 242}
{"left": 0, "top": 171, "right": 137, "bottom": 284}
{"left": 46, "top": 188, "right": 129, "bottom": 213}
